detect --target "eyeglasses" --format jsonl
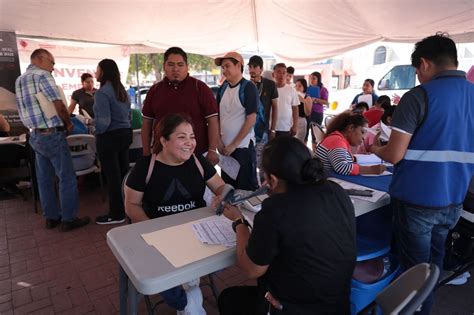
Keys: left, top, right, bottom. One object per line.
{"left": 41, "top": 55, "right": 55, "bottom": 66}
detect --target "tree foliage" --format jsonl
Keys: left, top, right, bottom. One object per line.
{"left": 128, "top": 53, "right": 216, "bottom": 83}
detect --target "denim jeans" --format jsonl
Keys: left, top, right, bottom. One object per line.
{"left": 29, "top": 131, "right": 79, "bottom": 221}
{"left": 391, "top": 199, "right": 462, "bottom": 314}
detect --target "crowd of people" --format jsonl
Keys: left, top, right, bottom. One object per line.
{"left": 12, "top": 32, "right": 474, "bottom": 314}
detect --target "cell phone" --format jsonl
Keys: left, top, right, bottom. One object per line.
{"left": 345, "top": 189, "right": 373, "bottom": 197}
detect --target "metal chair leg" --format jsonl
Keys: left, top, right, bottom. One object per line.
{"left": 208, "top": 273, "right": 219, "bottom": 301}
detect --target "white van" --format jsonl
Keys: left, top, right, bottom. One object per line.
{"left": 327, "top": 60, "right": 472, "bottom": 117}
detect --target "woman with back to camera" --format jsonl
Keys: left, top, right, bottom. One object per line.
{"left": 93, "top": 59, "right": 132, "bottom": 225}
{"left": 125, "top": 113, "right": 226, "bottom": 315}
{"left": 316, "top": 111, "right": 386, "bottom": 175}
{"left": 218, "top": 136, "right": 357, "bottom": 314}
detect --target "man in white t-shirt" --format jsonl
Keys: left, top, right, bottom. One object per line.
{"left": 215, "top": 52, "right": 259, "bottom": 191}
{"left": 273, "top": 63, "right": 299, "bottom": 137}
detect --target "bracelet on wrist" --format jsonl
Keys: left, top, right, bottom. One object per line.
{"left": 232, "top": 217, "right": 251, "bottom": 232}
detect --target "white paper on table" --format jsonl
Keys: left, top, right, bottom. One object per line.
{"left": 192, "top": 215, "right": 236, "bottom": 248}
{"left": 358, "top": 94, "right": 373, "bottom": 107}
{"left": 360, "top": 170, "right": 392, "bottom": 177}
{"left": 328, "top": 177, "right": 387, "bottom": 202}
{"left": 141, "top": 218, "right": 229, "bottom": 268}
{"left": 355, "top": 154, "right": 383, "bottom": 165}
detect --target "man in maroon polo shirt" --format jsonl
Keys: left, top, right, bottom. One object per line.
{"left": 141, "top": 47, "right": 219, "bottom": 164}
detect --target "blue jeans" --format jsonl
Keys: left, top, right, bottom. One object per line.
{"left": 391, "top": 199, "right": 462, "bottom": 314}
{"left": 29, "top": 131, "right": 79, "bottom": 221}
{"left": 160, "top": 286, "right": 187, "bottom": 311}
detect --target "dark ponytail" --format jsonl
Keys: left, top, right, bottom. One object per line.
{"left": 262, "top": 136, "right": 326, "bottom": 187}
{"left": 301, "top": 158, "right": 326, "bottom": 184}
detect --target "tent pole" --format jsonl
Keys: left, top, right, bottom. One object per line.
{"left": 135, "top": 54, "right": 141, "bottom": 109}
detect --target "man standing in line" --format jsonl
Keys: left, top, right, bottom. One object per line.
{"left": 141, "top": 47, "right": 220, "bottom": 165}
{"left": 248, "top": 55, "right": 278, "bottom": 181}
{"left": 15, "top": 48, "right": 90, "bottom": 231}
{"left": 273, "top": 63, "right": 299, "bottom": 137}
{"left": 215, "top": 52, "right": 259, "bottom": 191}
{"left": 371, "top": 34, "right": 474, "bottom": 314}
{"left": 286, "top": 66, "right": 295, "bottom": 86}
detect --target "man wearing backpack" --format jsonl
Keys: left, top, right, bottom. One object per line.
{"left": 248, "top": 55, "right": 279, "bottom": 183}
{"left": 215, "top": 52, "right": 259, "bottom": 191}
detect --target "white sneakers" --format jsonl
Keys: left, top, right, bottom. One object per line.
{"left": 177, "top": 278, "right": 206, "bottom": 315}
{"left": 447, "top": 271, "right": 471, "bottom": 285}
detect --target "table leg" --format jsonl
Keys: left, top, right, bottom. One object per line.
{"left": 128, "top": 278, "right": 139, "bottom": 315}
{"left": 119, "top": 266, "right": 128, "bottom": 315}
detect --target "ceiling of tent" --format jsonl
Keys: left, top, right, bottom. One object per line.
{"left": 1, "top": 0, "right": 473, "bottom": 65}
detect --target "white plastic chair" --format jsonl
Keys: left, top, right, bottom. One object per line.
{"left": 311, "top": 122, "right": 326, "bottom": 144}
{"left": 360, "top": 263, "right": 440, "bottom": 315}
{"left": 129, "top": 129, "right": 143, "bottom": 167}
{"left": 66, "top": 134, "right": 104, "bottom": 198}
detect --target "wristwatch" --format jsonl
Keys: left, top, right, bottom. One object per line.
{"left": 232, "top": 217, "right": 250, "bottom": 232}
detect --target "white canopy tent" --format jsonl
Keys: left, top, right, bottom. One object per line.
{"left": 1, "top": 0, "right": 473, "bottom": 65}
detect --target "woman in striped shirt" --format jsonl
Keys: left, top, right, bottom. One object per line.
{"left": 316, "top": 112, "right": 386, "bottom": 175}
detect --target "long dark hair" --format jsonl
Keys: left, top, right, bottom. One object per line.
{"left": 325, "top": 112, "right": 367, "bottom": 136}
{"left": 97, "top": 59, "right": 128, "bottom": 103}
{"left": 152, "top": 114, "right": 194, "bottom": 154}
{"left": 310, "top": 71, "right": 323, "bottom": 88}
{"left": 295, "top": 78, "right": 308, "bottom": 93}
{"left": 262, "top": 136, "right": 326, "bottom": 187}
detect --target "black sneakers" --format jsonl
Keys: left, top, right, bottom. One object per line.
{"left": 60, "top": 217, "right": 91, "bottom": 232}
{"left": 45, "top": 217, "right": 61, "bottom": 229}
{"left": 95, "top": 214, "right": 126, "bottom": 225}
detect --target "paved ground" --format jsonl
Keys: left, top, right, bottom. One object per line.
{"left": 0, "top": 184, "right": 472, "bottom": 314}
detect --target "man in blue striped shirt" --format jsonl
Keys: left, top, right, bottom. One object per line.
{"left": 15, "top": 48, "right": 90, "bottom": 231}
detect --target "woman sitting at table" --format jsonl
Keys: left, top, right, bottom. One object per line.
{"left": 316, "top": 111, "right": 386, "bottom": 175}
{"left": 217, "top": 136, "right": 356, "bottom": 314}
{"left": 125, "top": 113, "right": 226, "bottom": 315}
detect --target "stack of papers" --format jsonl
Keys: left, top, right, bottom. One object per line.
{"left": 329, "top": 177, "right": 387, "bottom": 203}
{"left": 192, "top": 216, "right": 236, "bottom": 248}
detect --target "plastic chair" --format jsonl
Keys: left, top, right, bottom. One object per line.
{"left": 311, "top": 122, "right": 326, "bottom": 144}
{"left": 360, "top": 263, "right": 440, "bottom": 315}
{"left": 129, "top": 129, "right": 143, "bottom": 167}
{"left": 66, "top": 134, "right": 104, "bottom": 198}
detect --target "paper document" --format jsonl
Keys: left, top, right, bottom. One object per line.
{"left": 204, "top": 151, "right": 240, "bottom": 180}
{"left": 355, "top": 154, "right": 383, "bottom": 165}
{"left": 192, "top": 216, "right": 236, "bottom": 248}
{"left": 379, "top": 122, "right": 392, "bottom": 141}
{"left": 329, "top": 177, "right": 387, "bottom": 202}
{"left": 360, "top": 170, "right": 392, "bottom": 177}
{"left": 141, "top": 218, "right": 230, "bottom": 268}
{"left": 358, "top": 94, "right": 373, "bottom": 107}
{"left": 35, "top": 92, "right": 57, "bottom": 119}
{"left": 219, "top": 154, "right": 240, "bottom": 180}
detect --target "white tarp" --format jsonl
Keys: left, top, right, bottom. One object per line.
{"left": 16, "top": 38, "right": 130, "bottom": 102}
{"left": 1, "top": 0, "right": 473, "bottom": 65}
